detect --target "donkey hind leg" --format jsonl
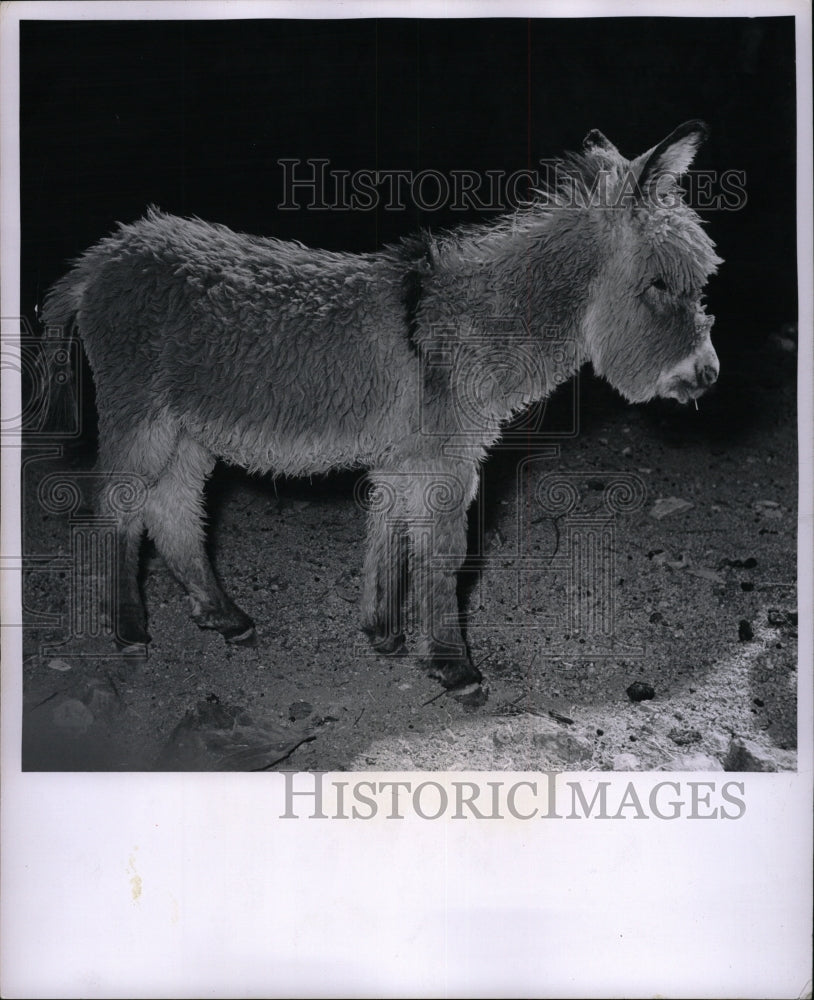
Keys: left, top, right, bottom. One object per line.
{"left": 361, "top": 506, "right": 409, "bottom": 655}
{"left": 143, "top": 437, "right": 256, "bottom": 645}
{"left": 95, "top": 419, "right": 167, "bottom": 650}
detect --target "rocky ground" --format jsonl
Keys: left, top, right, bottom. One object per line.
{"left": 20, "top": 328, "right": 798, "bottom": 772}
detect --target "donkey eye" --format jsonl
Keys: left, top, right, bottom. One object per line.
{"left": 650, "top": 277, "right": 668, "bottom": 291}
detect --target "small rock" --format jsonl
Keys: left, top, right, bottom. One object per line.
{"left": 723, "top": 737, "right": 792, "bottom": 772}
{"left": 493, "top": 725, "right": 515, "bottom": 748}
{"left": 754, "top": 499, "right": 780, "bottom": 509}
{"left": 84, "top": 678, "right": 119, "bottom": 716}
{"left": 288, "top": 700, "right": 313, "bottom": 721}
{"left": 706, "top": 731, "right": 732, "bottom": 754}
{"left": 556, "top": 733, "right": 594, "bottom": 764}
{"left": 718, "top": 557, "right": 758, "bottom": 569}
{"left": 47, "top": 658, "right": 72, "bottom": 672}
{"left": 650, "top": 497, "right": 694, "bottom": 520}
{"left": 626, "top": 681, "right": 655, "bottom": 702}
{"left": 738, "top": 619, "right": 754, "bottom": 641}
{"left": 52, "top": 698, "right": 94, "bottom": 734}
{"left": 661, "top": 753, "right": 723, "bottom": 771}
{"left": 686, "top": 567, "right": 724, "bottom": 583}
{"left": 668, "top": 726, "right": 702, "bottom": 746}
{"left": 532, "top": 723, "right": 593, "bottom": 764}
{"left": 767, "top": 608, "right": 798, "bottom": 628}
{"left": 612, "top": 752, "right": 641, "bottom": 770}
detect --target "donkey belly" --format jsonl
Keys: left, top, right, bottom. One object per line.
{"left": 164, "top": 328, "right": 413, "bottom": 478}
{"left": 181, "top": 405, "right": 395, "bottom": 477}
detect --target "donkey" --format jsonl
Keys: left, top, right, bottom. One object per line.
{"left": 44, "top": 121, "right": 721, "bottom": 698}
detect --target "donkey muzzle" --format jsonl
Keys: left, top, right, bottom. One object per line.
{"left": 657, "top": 340, "right": 719, "bottom": 403}
{"left": 695, "top": 359, "right": 719, "bottom": 387}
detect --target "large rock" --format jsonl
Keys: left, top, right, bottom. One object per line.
{"left": 723, "top": 737, "right": 796, "bottom": 772}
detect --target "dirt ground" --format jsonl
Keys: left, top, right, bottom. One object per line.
{"left": 20, "top": 328, "right": 798, "bottom": 772}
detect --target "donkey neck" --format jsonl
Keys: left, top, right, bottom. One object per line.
{"left": 405, "top": 209, "right": 604, "bottom": 437}
{"left": 421, "top": 207, "right": 600, "bottom": 373}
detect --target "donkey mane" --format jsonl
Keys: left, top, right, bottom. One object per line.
{"left": 383, "top": 142, "right": 676, "bottom": 276}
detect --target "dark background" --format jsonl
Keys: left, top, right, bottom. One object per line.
{"left": 20, "top": 16, "right": 797, "bottom": 369}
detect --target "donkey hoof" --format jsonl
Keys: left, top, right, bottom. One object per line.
{"left": 452, "top": 682, "right": 489, "bottom": 710}
{"left": 370, "top": 632, "right": 407, "bottom": 656}
{"left": 426, "top": 656, "right": 484, "bottom": 690}
{"left": 224, "top": 625, "right": 257, "bottom": 647}
{"left": 114, "top": 637, "right": 150, "bottom": 656}
{"left": 114, "top": 625, "right": 151, "bottom": 651}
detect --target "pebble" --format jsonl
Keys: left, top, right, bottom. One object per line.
{"left": 668, "top": 726, "right": 702, "bottom": 746}
{"left": 612, "top": 752, "right": 641, "bottom": 770}
{"left": 767, "top": 608, "right": 797, "bottom": 628}
{"left": 650, "top": 497, "right": 694, "bottom": 520}
{"left": 288, "top": 700, "right": 313, "bottom": 721}
{"left": 686, "top": 566, "right": 724, "bottom": 583}
{"left": 47, "top": 658, "right": 72, "bottom": 672}
{"left": 738, "top": 619, "right": 754, "bottom": 641}
{"left": 719, "top": 557, "right": 758, "bottom": 569}
{"left": 706, "top": 731, "right": 732, "bottom": 754}
{"left": 660, "top": 753, "right": 723, "bottom": 771}
{"left": 493, "top": 725, "right": 515, "bottom": 748}
{"left": 52, "top": 698, "right": 94, "bottom": 734}
{"left": 531, "top": 722, "right": 593, "bottom": 763}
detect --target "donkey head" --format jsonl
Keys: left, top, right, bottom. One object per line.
{"left": 579, "top": 121, "right": 723, "bottom": 404}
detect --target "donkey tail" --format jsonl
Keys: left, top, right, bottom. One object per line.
{"left": 39, "top": 273, "right": 87, "bottom": 433}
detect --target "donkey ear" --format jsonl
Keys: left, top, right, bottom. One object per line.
{"left": 637, "top": 120, "right": 709, "bottom": 187}
{"left": 583, "top": 128, "right": 619, "bottom": 155}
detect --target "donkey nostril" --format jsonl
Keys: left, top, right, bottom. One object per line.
{"left": 697, "top": 364, "right": 718, "bottom": 386}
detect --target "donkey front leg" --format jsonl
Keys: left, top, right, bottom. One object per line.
{"left": 111, "top": 511, "right": 150, "bottom": 649}
{"left": 361, "top": 505, "right": 408, "bottom": 655}
{"left": 411, "top": 502, "right": 483, "bottom": 691}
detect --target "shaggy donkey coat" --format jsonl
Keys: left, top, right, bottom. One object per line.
{"left": 44, "top": 121, "right": 722, "bottom": 696}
